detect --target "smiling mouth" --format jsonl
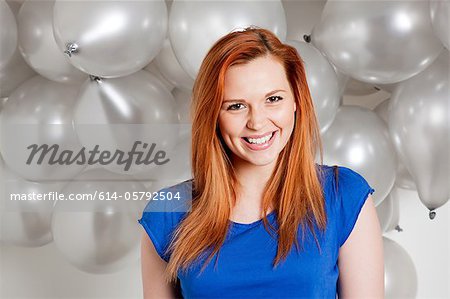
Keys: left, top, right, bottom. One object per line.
{"left": 242, "top": 131, "right": 276, "bottom": 145}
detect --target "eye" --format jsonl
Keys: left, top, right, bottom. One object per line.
{"left": 226, "top": 103, "right": 245, "bottom": 111}
{"left": 267, "top": 96, "right": 283, "bottom": 103}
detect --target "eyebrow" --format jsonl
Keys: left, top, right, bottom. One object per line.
{"left": 223, "top": 89, "right": 286, "bottom": 103}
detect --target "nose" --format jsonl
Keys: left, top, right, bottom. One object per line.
{"left": 246, "top": 105, "right": 267, "bottom": 131}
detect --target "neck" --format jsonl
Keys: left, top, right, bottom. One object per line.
{"left": 231, "top": 155, "right": 277, "bottom": 210}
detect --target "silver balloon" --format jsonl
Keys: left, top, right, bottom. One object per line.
{"left": 374, "top": 99, "right": 416, "bottom": 190}
{"left": 53, "top": 0, "right": 167, "bottom": 78}
{"left": 286, "top": 40, "right": 339, "bottom": 133}
{"left": 144, "top": 61, "right": 175, "bottom": 92}
{"left": 312, "top": 0, "right": 443, "bottom": 84}
{"left": 136, "top": 132, "right": 191, "bottom": 182}
{"left": 332, "top": 64, "right": 378, "bottom": 97}
{"left": 0, "top": 75, "right": 86, "bottom": 181}
{"left": 172, "top": 87, "right": 192, "bottom": 140}
{"left": 153, "top": 38, "right": 194, "bottom": 91}
{"left": 320, "top": 106, "right": 397, "bottom": 206}
{"left": 389, "top": 50, "right": 449, "bottom": 211}
{"left": 52, "top": 169, "right": 143, "bottom": 274}
{"left": 0, "top": 97, "right": 7, "bottom": 110}
{"left": 17, "top": 0, "right": 87, "bottom": 83}
{"left": 430, "top": 0, "right": 449, "bottom": 49}
{"left": 283, "top": 0, "right": 326, "bottom": 41}
{"left": 383, "top": 237, "right": 418, "bottom": 299}
{"left": 5, "top": 0, "right": 23, "bottom": 15}
{"left": 0, "top": 156, "right": 62, "bottom": 247}
{"left": 169, "top": 0, "right": 287, "bottom": 79}
{"left": 73, "top": 70, "right": 179, "bottom": 175}
{"left": 0, "top": 46, "right": 36, "bottom": 98}
{"left": 0, "top": 0, "right": 17, "bottom": 68}
{"left": 375, "top": 187, "right": 401, "bottom": 233}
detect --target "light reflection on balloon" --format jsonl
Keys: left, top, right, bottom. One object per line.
{"left": 53, "top": 0, "right": 168, "bottom": 77}
{"left": 169, "top": 0, "right": 287, "bottom": 79}
{"left": 312, "top": 0, "right": 443, "bottom": 84}
{"left": 52, "top": 169, "right": 143, "bottom": 274}
{"left": 17, "top": 0, "right": 87, "bottom": 83}
{"left": 320, "top": 106, "right": 397, "bottom": 206}
{"left": 0, "top": 0, "right": 17, "bottom": 68}
{"left": 389, "top": 50, "right": 449, "bottom": 213}
{"left": 383, "top": 237, "right": 418, "bottom": 299}
{"left": 286, "top": 40, "right": 339, "bottom": 133}
{"left": 0, "top": 75, "right": 86, "bottom": 181}
{"left": 374, "top": 99, "right": 416, "bottom": 190}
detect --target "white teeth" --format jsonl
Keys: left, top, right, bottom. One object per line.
{"left": 247, "top": 132, "right": 273, "bottom": 144}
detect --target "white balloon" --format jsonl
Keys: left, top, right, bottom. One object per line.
{"left": 375, "top": 187, "right": 401, "bottom": 233}
{"left": 73, "top": 71, "right": 179, "bottom": 176}
{"left": 136, "top": 134, "right": 191, "bottom": 182}
{"left": 320, "top": 106, "right": 397, "bottom": 206}
{"left": 0, "top": 47, "right": 36, "bottom": 98}
{"left": 53, "top": 0, "right": 168, "bottom": 78}
{"left": 154, "top": 38, "right": 194, "bottom": 91}
{"left": 169, "top": 0, "right": 287, "bottom": 79}
{"left": 17, "top": 0, "right": 87, "bottom": 83}
{"left": 287, "top": 40, "right": 339, "bottom": 133}
{"left": 283, "top": 0, "right": 326, "bottom": 41}
{"left": 172, "top": 87, "right": 192, "bottom": 140}
{"left": 5, "top": 0, "right": 23, "bottom": 15}
{"left": 331, "top": 64, "right": 378, "bottom": 97}
{"left": 0, "top": 75, "right": 86, "bottom": 181}
{"left": 374, "top": 99, "right": 416, "bottom": 190}
{"left": 0, "top": 97, "right": 7, "bottom": 110}
{"left": 384, "top": 237, "right": 418, "bottom": 299}
{"left": 312, "top": 0, "right": 443, "bottom": 84}
{"left": 144, "top": 61, "right": 175, "bottom": 92}
{"left": 52, "top": 169, "right": 143, "bottom": 274}
{"left": 430, "top": 0, "right": 449, "bottom": 49}
{"left": 0, "top": 156, "right": 63, "bottom": 247}
{"left": 0, "top": 0, "right": 17, "bottom": 68}
{"left": 389, "top": 50, "right": 449, "bottom": 211}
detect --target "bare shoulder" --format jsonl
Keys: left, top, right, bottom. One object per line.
{"left": 337, "top": 195, "right": 385, "bottom": 298}
{"left": 141, "top": 232, "right": 177, "bottom": 299}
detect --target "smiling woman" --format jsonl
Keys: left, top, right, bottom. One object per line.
{"left": 138, "top": 26, "right": 384, "bottom": 299}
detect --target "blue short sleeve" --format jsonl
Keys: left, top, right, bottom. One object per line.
{"left": 138, "top": 180, "right": 193, "bottom": 262}
{"left": 138, "top": 210, "right": 173, "bottom": 262}
{"left": 334, "top": 166, "right": 375, "bottom": 247}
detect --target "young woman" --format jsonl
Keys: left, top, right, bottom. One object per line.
{"left": 139, "top": 27, "right": 384, "bottom": 298}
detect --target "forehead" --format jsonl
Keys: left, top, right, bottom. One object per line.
{"left": 223, "top": 55, "right": 289, "bottom": 97}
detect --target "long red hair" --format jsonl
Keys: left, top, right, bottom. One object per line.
{"left": 164, "top": 27, "right": 328, "bottom": 284}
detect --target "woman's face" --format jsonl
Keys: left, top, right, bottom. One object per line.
{"left": 218, "top": 55, "right": 297, "bottom": 168}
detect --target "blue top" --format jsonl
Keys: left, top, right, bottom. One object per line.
{"left": 138, "top": 164, "right": 375, "bottom": 298}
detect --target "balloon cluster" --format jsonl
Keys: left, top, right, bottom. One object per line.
{"left": 0, "top": 2, "right": 447, "bottom": 296}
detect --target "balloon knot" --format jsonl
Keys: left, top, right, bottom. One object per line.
{"left": 64, "top": 42, "right": 79, "bottom": 57}
{"left": 429, "top": 210, "right": 436, "bottom": 220}
{"left": 303, "top": 34, "right": 311, "bottom": 43}
{"left": 89, "top": 75, "right": 102, "bottom": 83}
{"left": 394, "top": 225, "right": 403, "bottom": 232}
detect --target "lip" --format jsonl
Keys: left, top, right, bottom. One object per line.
{"left": 241, "top": 130, "right": 277, "bottom": 151}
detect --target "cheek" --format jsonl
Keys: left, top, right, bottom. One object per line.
{"left": 218, "top": 114, "right": 244, "bottom": 138}
{"left": 273, "top": 106, "right": 296, "bottom": 127}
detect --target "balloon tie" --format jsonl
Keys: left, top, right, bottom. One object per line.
{"left": 429, "top": 210, "right": 436, "bottom": 220}
{"left": 394, "top": 225, "right": 403, "bottom": 232}
{"left": 89, "top": 75, "right": 102, "bottom": 83}
{"left": 303, "top": 34, "right": 311, "bottom": 43}
{"left": 64, "top": 42, "right": 79, "bottom": 57}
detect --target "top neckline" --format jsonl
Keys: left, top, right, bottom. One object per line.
{"left": 228, "top": 210, "right": 276, "bottom": 227}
